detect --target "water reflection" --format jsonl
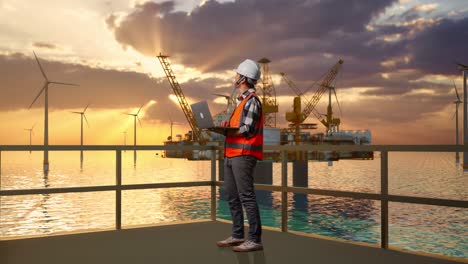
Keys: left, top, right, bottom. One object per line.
{"left": 40, "top": 172, "right": 51, "bottom": 234}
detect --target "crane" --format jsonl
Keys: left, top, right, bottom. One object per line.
{"left": 157, "top": 53, "right": 206, "bottom": 145}
{"left": 283, "top": 59, "right": 344, "bottom": 146}
{"left": 301, "top": 59, "right": 343, "bottom": 126}
{"left": 280, "top": 72, "right": 323, "bottom": 121}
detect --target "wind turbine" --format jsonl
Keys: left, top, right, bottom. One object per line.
{"left": 29, "top": 51, "right": 79, "bottom": 173}
{"left": 452, "top": 81, "right": 462, "bottom": 164}
{"left": 125, "top": 104, "right": 143, "bottom": 166}
{"left": 71, "top": 103, "right": 90, "bottom": 164}
{"left": 24, "top": 123, "right": 36, "bottom": 154}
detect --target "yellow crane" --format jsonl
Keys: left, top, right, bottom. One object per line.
{"left": 283, "top": 59, "right": 344, "bottom": 145}
{"left": 157, "top": 53, "right": 206, "bottom": 145}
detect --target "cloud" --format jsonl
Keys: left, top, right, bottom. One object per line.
{"left": 407, "top": 17, "right": 468, "bottom": 74}
{"left": 107, "top": 0, "right": 398, "bottom": 73}
{"left": 106, "top": 0, "right": 466, "bottom": 82}
{"left": 32, "top": 42, "right": 57, "bottom": 50}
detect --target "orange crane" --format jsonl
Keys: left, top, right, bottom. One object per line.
{"left": 157, "top": 53, "right": 206, "bottom": 145}
{"left": 283, "top": 59, "right": 344, "bottom": 145}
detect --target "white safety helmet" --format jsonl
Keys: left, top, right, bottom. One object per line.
{"left": 234, "top": 59, "right": 261, "bottom": 81}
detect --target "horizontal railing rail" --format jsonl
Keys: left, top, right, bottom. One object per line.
{"left": 0, "top": 145, "right": 216, "bottom": 151}
{"left": 1, "top": 144, "right": 467, "bottom": 252}
{"left": 0, "top": 144, "right": 467, "bottom": 152}
{"left": 0, "top": 181, "right": 213, "bottom": 196}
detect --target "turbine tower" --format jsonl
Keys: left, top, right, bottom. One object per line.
{"left": 29, "top": 51, "right": 79, "bottom": 173}
{"left": 457, "top": 62, "right": 468, "bottom": 170}
{"left": 24, "top": 124, "right": 36, "bottom": 154}
{"left": 452, "top": 81, "right": 462, "bottom": 164}
{"left": 125, "top": 104, "right": 143, "bottom": 166}
{"left": 71, "top": 103, "right": 90, "bottom": 164}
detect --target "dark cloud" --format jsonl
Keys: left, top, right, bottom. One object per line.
{"left": 407, "top": 17, "right": 468, "bottom": 74}
{"left": 106, "top": 0, "right": 467, "bottom": 81}
{"left": 107, "top": 0, "right": 397, "bottom": 73}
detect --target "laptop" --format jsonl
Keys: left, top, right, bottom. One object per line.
{"left": 190, "top": 101, "right": 238, "bottom": 134}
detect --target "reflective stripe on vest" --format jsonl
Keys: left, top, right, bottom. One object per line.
{"left": 224, "top": 92, "right": 264, "bottom": 160}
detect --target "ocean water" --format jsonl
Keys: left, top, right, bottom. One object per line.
{"left": 0, "top": 150, "right": 466, "bottom": 259}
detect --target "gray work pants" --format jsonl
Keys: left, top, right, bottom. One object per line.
{"left": 224, "top": 155, "right": 262, "bottom": 243}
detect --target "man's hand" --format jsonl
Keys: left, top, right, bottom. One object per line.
{"left": 207, "top": 127, "right": 239, "bottom": 136}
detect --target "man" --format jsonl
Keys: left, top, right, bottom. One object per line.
{"left": 216, "top": 59, "right": 264, "bottom": 252}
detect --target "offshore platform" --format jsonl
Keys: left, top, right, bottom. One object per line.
{"left": 157, "top": 53, "right": 373, "bottom": 163}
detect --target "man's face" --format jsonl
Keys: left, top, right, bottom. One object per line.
{"left": 234, "top": 73, "right": 241, "bottom": 85}
{"left": 234, "top": 73, "right": 246, "bottom": 90}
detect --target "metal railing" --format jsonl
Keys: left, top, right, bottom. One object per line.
{"left": 1, "top": 144, "right": 467, "bottom": 251}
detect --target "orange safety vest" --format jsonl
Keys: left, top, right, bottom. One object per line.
{"left": 224, "top": 92, "right": 264, "bottom": 160}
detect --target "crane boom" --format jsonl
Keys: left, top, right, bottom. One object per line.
{"left": 300, "top": 59, "right": 343, "bottom": 122}
{"left": 280, "top": 72, "right": 303, "bottom": 96}
{"left": 157, "top": 53, "right": 205, "bottom": 144}
{"left": 280, "top": 72, "right": 322, "bottom": 120}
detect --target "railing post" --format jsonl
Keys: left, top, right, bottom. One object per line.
{"left": 0, "top": 150, "right": 2, "bottom": 190}
{"left": 116, "top": 150, "right": 122, "bottom": 230}
{"left": 381, "top": 150, "right": 389, "bottom": 249}
{"left": 210, "top": 148, "right": 217, "bottom": 221}
{"left": 281, "top": 150, "right": 288, "bottom": 232}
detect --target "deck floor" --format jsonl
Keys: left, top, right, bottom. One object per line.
{"left": 0, "top": 221, "right": 464, "bottom": 264}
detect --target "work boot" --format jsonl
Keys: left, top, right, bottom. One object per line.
{"left": 216, "top": 236, "right": 245, "bottom": 247}
{"left": 232, "top": 240, "right": 263, "bottom": 252}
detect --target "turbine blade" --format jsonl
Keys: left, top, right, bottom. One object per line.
{"left": 33, "top": 51, "right": 48, "bottom": 80}
{"left": 49, "top": 81, "right": 79, "bottom": 86}
{"left": 451, "top": 110, "right": 456, "bottom": 120}
{"left": 84, "top": 103, "right": 90, "bottom": 113}
{"left": 32, "top": 123, "right": 37, "bottom": 130}
{"left": 84, "top": 114, "right": 90, "bottom": 128}
{"left": 453, "top": 80, "right": 461, "bottom": 101}
{"left": 332, "top": 87, "right": 343, "bottom": 116}
{"left": 138, "top": 117, "right": 142, "bottom": 128}
{"left": 137, "top": 104, "right": 144, "bottom": 115}
{"left": 29, "top": 83, "right": 47, "bottom": 109}
{"left": 71, "top": 111, "right": 81, "bottom": 114}
{"left": 455, "top": 61, "right": 468, "bottom": 69}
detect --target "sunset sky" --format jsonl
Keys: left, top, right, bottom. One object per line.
{"left": 0, "top": 0, "right": 467, "bottom": 145}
